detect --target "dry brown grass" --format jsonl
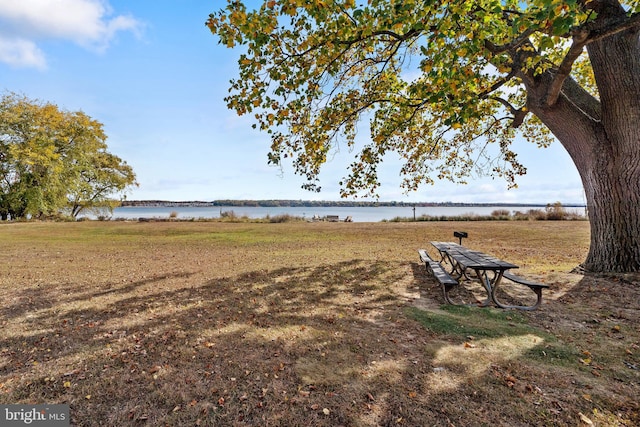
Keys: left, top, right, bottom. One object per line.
{"left": 0, "top": 221, "right": 638, "bottom": 426}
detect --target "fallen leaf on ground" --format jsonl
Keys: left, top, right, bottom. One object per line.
{"left": 579, "top": 412, "right": 594, "bottom": 425}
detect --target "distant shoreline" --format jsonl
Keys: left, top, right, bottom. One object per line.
{"left": 120, "top": 200, "right": 586, "bottom": 208}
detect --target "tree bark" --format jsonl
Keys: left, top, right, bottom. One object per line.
{"left": 527, "top": 8, "right": 640, "bottom": 272}
{"left": 582, "top": 19, "right": 640, "bottom": 272}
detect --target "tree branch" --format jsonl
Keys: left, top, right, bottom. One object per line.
{"left": 545, "top": 29, "right": 589, "bottom": 106}
{"left": 490, "top": 96, "right": 528, "bottom": 128}
{"left": 583, "top": 11, "right": 640, "bottom": 44}
{"left": 545, "top": 11, "right": 640, "bottom": 106}
{"left": 478, "top": 68, "right": 519, "bottom": 100}
{"left": 484, "top": 28, "right": 537, "bottom": 54}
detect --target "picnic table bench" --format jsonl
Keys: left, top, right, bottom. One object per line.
{"left": 418, "top": 249, "right": 459, "bottom": 305}
{"left": 418, "top": 235, "right": 549, "bottom": 310}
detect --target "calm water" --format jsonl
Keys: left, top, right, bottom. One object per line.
{"left": 98, "top": 205, "right": 586, "bottom": 223}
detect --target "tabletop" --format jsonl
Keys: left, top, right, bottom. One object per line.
{"left": 430, "top": 241, "right": 518, "bottom": 271}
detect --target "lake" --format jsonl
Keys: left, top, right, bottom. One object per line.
{"left": 99, "top": 205, "right": 587, "bottom": 222}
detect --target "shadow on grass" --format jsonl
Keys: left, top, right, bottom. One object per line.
{"left": 411, "top": 260, "right": 640, "bottom": 425}
{"left": 1, "top": 271, "right": 198, "bottom": 321}
{"left": 1, "top": 260, "right": 638, "bottom": 426}
{"left": 2, "top": 260, "right": 414, "bottom": 425}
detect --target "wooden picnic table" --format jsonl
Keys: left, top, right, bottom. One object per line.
{"left": 431, "top": 241, "right": 517, "bottom": 307}
{"left": 421, "top": 241, "right": 548, "bottom": 310}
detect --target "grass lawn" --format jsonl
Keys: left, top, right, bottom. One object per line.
{"left": 0, "top": 220, "right": 638, "bottom": 426}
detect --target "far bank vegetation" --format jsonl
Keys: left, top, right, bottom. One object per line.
{"left": 101, "top": 202, "right": 585, "bottom": 223}
{"left": 388, "top": 202, "right": 586, "bottom": 222}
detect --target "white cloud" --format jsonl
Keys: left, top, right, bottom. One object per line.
{"left": 0, "top": 37, "right": 46, "bottom": 69}
{"left": 0, "top": 0, "right": 142, "bottom": 67}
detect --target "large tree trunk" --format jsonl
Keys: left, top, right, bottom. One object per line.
{"left": 526, "top": 5, "right": 640, "bottom": 272}
{"left": 582, "top": 4, "right": 640, "bottom": 272}
{"left": 583, "top": 156, "right": 640, "bottom": 272}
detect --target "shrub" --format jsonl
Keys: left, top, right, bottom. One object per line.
{"left": 219, "top": 210, "right": 237, "bottom": 219}
{"left": 268, "top": 214, "right": 303, "bottom": 223}
{"left": 545, "top": 202, "right": 567, "bottom": 220}
{"left": 512, "top": 211, "right": 532, "bottom": 221}
{"left": 527, "top": 209, "right": 547, "bottom": 220}
{"left": 491, "top": 209, "right": 511, "bottom": 220}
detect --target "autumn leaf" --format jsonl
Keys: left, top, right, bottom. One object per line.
{"left": 579, "top": 412, "right": 594, "bottom": 425}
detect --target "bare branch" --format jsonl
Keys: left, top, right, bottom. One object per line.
{"left": 490, "top": 96, "right": 528, "bottom": 128}
{"left": 478, "top": 68, "right": 519, "bottom": 99}
{"left": 545, "top": 29, "right": 589, "bottom": 106}
{"left": 484, "top": 28, "right": 537, "bottom": 54}
{"left": 338, "top": 5, "right": 358, "bottom": 26}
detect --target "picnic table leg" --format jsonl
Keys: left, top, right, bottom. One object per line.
{"left": 440, "top": 251, "right": 472, "bottom": 280}
{"left": 440, "top": 252, "right": 458, "bottom": 276}
{"left": 491, "top": 276, "right": 544, "bottom": 311}
{"left": 473, "top": 268, "right": 495, "bottom": 307}
{"left": 442, "top": 283, "right": 459, "bottom": 305}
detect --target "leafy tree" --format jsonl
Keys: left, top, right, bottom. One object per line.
{"left": 0, "top": 92, "right": 137, "bottom": 219}
{"left": 208, "top": 0, "right": 640, "bottom": 273}
{"left": 56, "top": 111, "right": 137, "bottom": 218}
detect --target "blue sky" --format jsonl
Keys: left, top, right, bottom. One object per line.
{"left": 0, "top": 0, "right": 585, "bottom": 204}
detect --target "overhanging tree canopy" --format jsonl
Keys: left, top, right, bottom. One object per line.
{"left": 208, "top": 0, "right": 640, "bottom": 273}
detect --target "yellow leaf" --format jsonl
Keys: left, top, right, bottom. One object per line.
{"left": 579, "top": 412, "right": 594, "bottom": 426}
{"left": 63, "top": 381, "right": 71, "bottom": 388}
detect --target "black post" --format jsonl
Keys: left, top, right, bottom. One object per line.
{"left": 454, "top": 231, "right": 468, "bottom": 245}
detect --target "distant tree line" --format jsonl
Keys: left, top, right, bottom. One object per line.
{"left": 121, "top": 199, "right": 582, "bottom": 208}
{"left": 0, "top": 92, "right": 137, "bottom": 220}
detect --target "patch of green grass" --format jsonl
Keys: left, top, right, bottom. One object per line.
{"left": 525, "top": 341, "right": 583, "bottom": 368}
{"left": 406, "top": 305, "right": 532, "bottom": 339}
{"left": 406, "top": 305, "right": 582, "bottom": 368}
